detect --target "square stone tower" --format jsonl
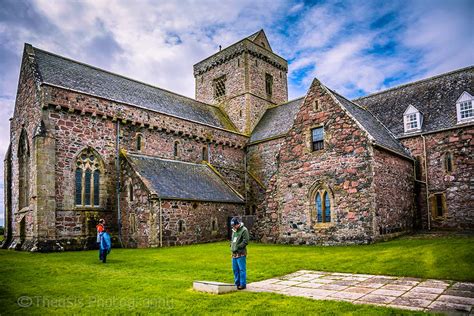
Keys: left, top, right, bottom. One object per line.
{"left": 194, "top": 30, "right": 288, "bottom": 135}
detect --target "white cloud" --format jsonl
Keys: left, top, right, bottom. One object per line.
{"left": 0, "top": 0, "right": 473, "bottom": 227}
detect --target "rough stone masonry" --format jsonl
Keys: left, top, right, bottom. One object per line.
{"left": 3, "top": 30, "right": 473, "bottom": 251}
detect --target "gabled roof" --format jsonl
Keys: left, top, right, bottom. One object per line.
{"left": 125, "top": 153, "right": 244, "bottom": 203}
{"left": 27, "top": 44, "right": 236, "bottom": 131}
{"left": 355, "top": 66, "right": 474, "bottom": 137}
{"left": 249, "top": 97, "right": 304, "bottom": 143}
{"left": 328, "top": 89, "right": 411, "bottom": 158}
{"left": 247, "top": 29, "right": 272, "bottom": 52}
{"left": 403, "top": 105, "right": 421, "bottom": 115}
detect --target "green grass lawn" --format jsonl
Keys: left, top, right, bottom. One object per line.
{"left": 1, "top": 235, "right": 473, "bottom": 315}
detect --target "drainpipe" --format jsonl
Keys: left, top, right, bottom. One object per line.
{"left": 159, "top": 198, "right": 163, "bottom": 247}
{"left": 244, "top": 147, "right": 248, "bottom": 210}
{"left": 421, "top": 134, "right": 431, "bottom": 230}
{"left": 116, "top": 120, "right": 123, "bottom": 246}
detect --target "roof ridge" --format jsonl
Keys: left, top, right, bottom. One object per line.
{"left": 31, "top": 44, "right": 220, "bottom": 110}
{"left": 355, "top": 65, "right": 474, "bottom": 100}
{"left": 327, "top": 87, "right": 410, "bottom": 157}
{"left": 332, "top": 89, "right": 401, "bottom": 140}
{"left": 127, "top": 153, "right": 206, "bottom": 167}
{"left": 247, "top": 29, "right": 263, "bottom": 41}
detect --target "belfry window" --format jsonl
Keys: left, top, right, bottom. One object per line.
{"left": 213, "top": 75, "right": 226, "bottom": 99}
{"left": 311, "top": 127, "right": 324, "bottom": 151}
{"left": 75, "top": 148, "right": 101, "bottom": 207}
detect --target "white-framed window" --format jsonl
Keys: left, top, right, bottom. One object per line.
{"left": 459, "top": 101, "right": 473, "bottom": 119}
{"left": 403, "top": 105, "right": 422, "bottom": 133}
{"left": 406, "top": 113, "right": 418, "bottom": 130}
{"left": 456, "top": 91, "right": 474, "bottom": 123}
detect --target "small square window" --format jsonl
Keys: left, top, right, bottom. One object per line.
{"left": 311, "top": 127, "right": 324, "bottom": 151}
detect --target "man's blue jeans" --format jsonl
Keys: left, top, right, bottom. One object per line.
{"left": 232, "top": 256, "right": 246, "bottom": 287}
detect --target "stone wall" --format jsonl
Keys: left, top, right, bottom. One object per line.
{"left": 120, "top": 160, "right": 157, "bottom": 248}
{"left": 120, "top": 157, "right": 245, "bottom": 247}
{"left": 256, "top": 80, "right": 378, "bottom": 245}
{"left": 401, "top": 126, "right": 474, "bottom": 229}
{"left": 6, "top": 48, "right": 43, "bottom": 250}
{"left": 195, "top": 40, "right": 288, "bottom": 134}
{"left": 372, "top": 147, "right": 414, "bottom": 238}
{"left": 160, "top": 200, "right": 244, "bottom": 246}
{"left": 246, "top": 137, "right": 285, "bottom": 239}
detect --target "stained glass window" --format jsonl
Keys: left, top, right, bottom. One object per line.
{"left": 315, "top": 189, "right": 332, "bottom": 223}
{"left": 324, "top": 192, "right": 331, "bottom": 222}
{"left": 316, "top": 193, "right": 322, "bottom": 222}
{"left": 75, "top": 169, "right": 82, "bottom": 205}
{"left": 93, "top": 170, "right": 100, "bottom": 206}
{"left": 75, "top": 148, "right": 101, "bottom": 207}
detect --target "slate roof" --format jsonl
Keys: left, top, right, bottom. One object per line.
{"left": 126, "top": 154, "right": 244, "bottom": 203}
{"left": 29, "top": 45, "right": 235, "bottom": 131}
{"left": 355, "top": 66, "right": 474, "bottom": 138}
{"left": 329, "top": 89, "right": 411, "bottom": 158}
{"left": 249, "top": 97, "right": 304, "bottom": 143}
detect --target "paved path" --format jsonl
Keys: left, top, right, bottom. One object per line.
{"left": 246, "top": 270, "right": 474, "bottom": 314}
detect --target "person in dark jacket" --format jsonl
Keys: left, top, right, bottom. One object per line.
{"left": 99, "top": 229, "right": 112, "bottom": 263}
{"left": 230, "top": 217, "right": 249, "bottom": 289}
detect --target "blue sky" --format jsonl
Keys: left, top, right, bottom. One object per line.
{"left": 0, "top": 0, "right": 473, "bottom": 226}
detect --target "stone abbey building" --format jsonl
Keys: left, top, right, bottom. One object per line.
{"left": 3, "top": 30, "right": 473, "bottom": 251}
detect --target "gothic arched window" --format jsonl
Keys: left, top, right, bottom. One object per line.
{"left": 75, "top": 148, "right": 102, "bottom": 207}
{"left": 18, "top": 129, "right": 30, "bottom": 210}
{"left": 311, "top": 183, "right": 333, "bottom": 224}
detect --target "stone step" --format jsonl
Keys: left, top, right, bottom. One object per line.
{"left": 193, "top": 281, "right": 237, "bottom": 294}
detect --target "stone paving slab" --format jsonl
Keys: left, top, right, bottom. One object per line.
{"left": 246, "top": 270, "right": 474, "bottom": 314}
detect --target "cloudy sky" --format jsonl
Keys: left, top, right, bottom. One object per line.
{"left": 0, "top": 0, "right": 473, "bottom": 226}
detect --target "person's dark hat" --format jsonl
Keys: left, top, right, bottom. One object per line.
{"left": 230, "top": 217, "right": 240, "bottom": 226}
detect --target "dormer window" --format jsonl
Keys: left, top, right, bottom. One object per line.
{"left": 456, "top": 91, "right": 474, "bottom": 123}
{"left": 406, "top": 113, "right": 418, "bottom": 130}
{"left": 403, "top": 105, "right": 422, "bottom": 133}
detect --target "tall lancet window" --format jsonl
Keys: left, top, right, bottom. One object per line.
{"left": 312, "top": 184, "right": 333, "bottom": 224}
{"left": 75, "top": 148, "right": 102, "bottom": 207}
{"left": 18, "top": 129, "right": 30, "bottom": 210}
